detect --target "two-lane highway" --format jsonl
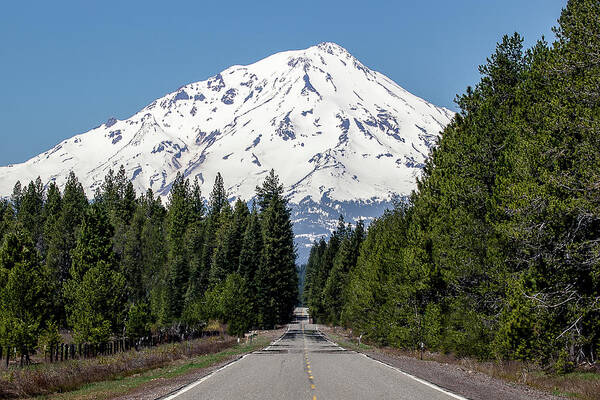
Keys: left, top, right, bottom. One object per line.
{"left": 164, "top": 308, "right": 466, "bottom": 400}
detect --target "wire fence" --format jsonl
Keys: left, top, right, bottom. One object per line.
{"left": 0, "top": 330, "right": 222, "bottom": 367}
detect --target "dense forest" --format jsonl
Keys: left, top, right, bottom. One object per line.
{"left": 304, "top": 0, "right": 599, "bottom": 371}
{"left": 0, "top": 168, "right": 298, "bottom": 361}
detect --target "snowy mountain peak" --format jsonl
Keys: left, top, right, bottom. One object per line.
{"left": 0, "top": 42, "right": 454, "bottom": 259}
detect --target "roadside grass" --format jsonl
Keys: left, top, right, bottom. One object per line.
{"left": 322, "top": 326, "right": 600, "bottom": 400}
{"left": 325, "top": 330, "right": 371, "bottom": 352}
{"left": 32, "top": 336, "right": 271, "bottom": 400}
{"left": 0, "top": 335, "right": 270, "bottom": 399}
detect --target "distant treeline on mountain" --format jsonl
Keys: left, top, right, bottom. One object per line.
{"left": 0, "top": 167, "right": 298, "bottom": 362}
{"left": 304, "top": 0, "right": 599, "bottom": 372}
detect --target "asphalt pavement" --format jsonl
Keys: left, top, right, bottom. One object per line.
{"left": 163, "top": 308, "right": 467, "bottom": 400}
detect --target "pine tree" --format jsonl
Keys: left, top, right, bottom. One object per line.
{"left": 0, "top": 199, "right": 13, "bottom": 244}
{"left": 209, "top": 202, "right": 233, "bottom": 284}
{"left": 45, "top": 172, "right": 88, "bottom": 327}
{"left": 122, "top": 200, "right": 145, "bottom": 303}
{"left": 209, "top": 173, "right": 227, "bottom": 216}
{"left": 10, "top": 181, "right": 22, "bottom": 215}
{"left": 17, "top": 178, "right": 45, "bottom": 251}
{"left": 323, "top": 219, "right": 365, "bottom": 324}
{"left": 163, "top": 173, "right": 191, "bottom": 323}
{"left": 238, "top": 204, "right": 262, "bottom": 326}
{"left": 303, "top": 238, "right": 326, "bottom": 309}
{"left": 225, "top": 199, "right": 250, "bottom": 272}
{"left": 42, "top": 182, "right": 62, "bottom": 258}
{"left": 64, "top": 203, "right": 126, "bottom": 343}
{"left": 0, "top": 231, "right": 50, "bottom": 364}
{"left": 202, "top": 173, "right": 228, "bottom": 287}
{"left": 255, "top": 169, "right": 284, "bottom": 212}
{"left": 256, "top": 181, "right": 298, "bottom": 328}
{"left": 190, "top": 178, "right": 205, "bottom": 222}
{"left": 308, "top": 216, "right": 345, "bottom": 322}
{"left": 139, "top": 190, "right": 168, "bottom": 322}
{"left": 182, "top": 181, "right": 206, "bottom": 311}
{"left": 239, "top": 204, "right": 262, "bottom": 286}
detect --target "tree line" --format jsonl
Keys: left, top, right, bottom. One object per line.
{"left": 0, "top": 168, "right": 298, "bottom": 363}
{"left": 304, "top": 0, "right": 599, "bottom": 372}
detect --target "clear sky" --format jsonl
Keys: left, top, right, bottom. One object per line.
{"left": 0, "top": 0, "right": 566, "bottom": 166}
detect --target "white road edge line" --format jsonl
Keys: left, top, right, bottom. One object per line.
{"left": 318, "top": 331, "right": 347, "bottom": 351}
{"left": 161, "top": 353, "right": 251, "bottom": 400}
{"left": 264, "top": 326, "right": 289, "bottom": 351}
{"left": 362, "top": 354, "right": 469, "bottom": 400}
{"left": 318, "top": 326, "right": 468, "bottom": 400}
{"left": 163, "top": 329, "right": 290, "bottom": 399}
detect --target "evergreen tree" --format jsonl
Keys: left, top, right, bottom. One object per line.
{"left": 323, "top": 219, "right": 365, "bottom": 324}
{"left": 256, "top": 186, "right": 298, "bottom": 328}
{"left": 64, "top": 203, "right": 126, "bottom": 343}
{"left": 0, "top": 199, "right": 13, "bottom": 244}
{"left": 17, "top": 178, "right": 45, "bottom": 251}
{"left": 122, "top": 200, "right": 145, "bottom": 303}
{"left": 209, "top": 202, "right": 233, "bottom": 284}
{"left": 0, "top": 231, "right": 50, "bottom": 364}
{"left": 45, "top": 172, "right": 88, "bottom": 327}
{"left": 239, "top": 204, "right": 262, "bottom": 285}
{"left": 163, "top": 173, "right": 191, "bottom": 323}
{"left": 139, "top": 190, "right": 168, "bottom": 322}
{"left": 42, "top": 182, "right": 62, "bottom": 258}
{"left": 255, "top": 169, "right": 284, "bottom": 212}
{"left": 209, "top": 173, "right": 227, "bottom": 216}
{"left": 190, "top": 178, "right": 205, "bottom": 222}
{"left": 228, "top": 199, "right": 250, "bottom": 269}
{"left": 238, "top": 204, "right": 262, "bottom": 325}
{"left": 308, "top": 216, "right": 346, "bottom": 322}
{"left": 10, "top": 181, "right": 22, "bottom": 215}
{"left": 183, "top": 181, "right": 206, "bottom": 313}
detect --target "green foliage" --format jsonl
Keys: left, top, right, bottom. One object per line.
{"left": 0, "top": 166, "right": 298, "bottom": 356}
{"left": 0, "top": 231, "right": 50, "bottom": 359}
{"left": 257, "top": 193, "right": 298, "bottom": 328}
{"left": 66, "top": 260, "right": 127, "bottom": 344}
{"left": 64, "top": 204, "right": 126, "bottom": 343}
{"left": 38, "top": 321, "right": 62, "bottom": 353}
{"left": 204, "top": 273, "right": 253, "bottom": 336}
{"left": 125, "top": 302, "right": 152, "bottom": 339}
{"left": 163, "top": 173, "right": 191, "bottom": 323}
{"left": 45, "top": 172, "right": 88, "bottom": 326}
{"left": 304, "top": 0, "right": 600, "bottom": 369}
{"left": 255, "top": 169, "right": 284, "bottom": 212}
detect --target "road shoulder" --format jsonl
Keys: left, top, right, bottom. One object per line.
{"left": 320, "top": 326, "right": 567, "bottom": 400}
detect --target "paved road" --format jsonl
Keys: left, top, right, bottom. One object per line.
{"left": 164, "top": 308, "right": 466, "bottom": 400}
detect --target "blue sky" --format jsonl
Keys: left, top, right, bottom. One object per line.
{"left": 0, "top": 0, "right": 566, "bottom": 166}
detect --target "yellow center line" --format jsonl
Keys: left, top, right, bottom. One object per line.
{"left": 302, "top": 321, "right": 317, "bottom": 400}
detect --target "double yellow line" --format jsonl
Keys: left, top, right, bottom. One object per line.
{"left": 302, "top": 324, "right": 317, "bottom": 400}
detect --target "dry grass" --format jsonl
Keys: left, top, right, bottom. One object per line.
{"left": 387, "top": 349, "right": 600, "bottom": 400}
{"left": 0, "top": 336, "right": 237, "bottom": 399}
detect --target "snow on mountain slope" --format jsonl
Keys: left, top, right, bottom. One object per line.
{"left": 0, "top": 42, "right": 454, "bottom": 261}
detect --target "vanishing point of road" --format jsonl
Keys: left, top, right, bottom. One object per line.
{"left": 163, "top": 308, "right": 466, "bottom": 400}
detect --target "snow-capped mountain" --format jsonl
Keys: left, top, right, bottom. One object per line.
{"left": 0, "top": 42, "right": 454, "bottom": 261}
